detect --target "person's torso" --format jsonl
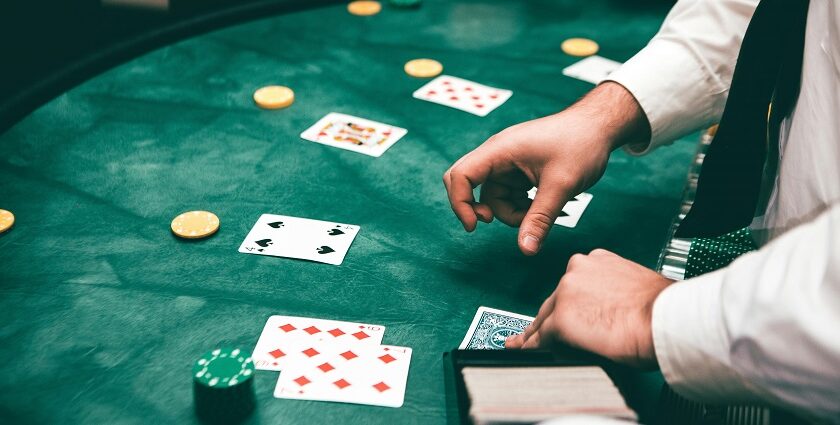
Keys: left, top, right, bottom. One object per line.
{"left": 751, "top": 0, "right": 840, "bottom": 244}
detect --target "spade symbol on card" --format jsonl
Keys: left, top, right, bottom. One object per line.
{"left": 316, "top": 246, "right": 335, "bottom": 255}
{"left": 268, "top": 221, "right": 284, "bottom": 229}
{"left": 254, "top": 238, "right": 273, "bottom": 252}
{"left": 328, "top": 226, "right": 345, "bottom": 236}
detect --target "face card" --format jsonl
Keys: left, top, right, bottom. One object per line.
{"left": 238, "top": 214, "right": 361, "bottom": 265}
{"left": 562, "top": 56, "right": 622, "bottom": 84}
{"left": 252, "top": 315, "right": 386, "bottom": 371}
{"left": 274, "top": 342, "right": 412, "bottom": 408}
{"left": 459, "top": 307, "right": 534, "bottom": 350}
{"left": 300, "top": 112, "right": 407, "bottom": 157}
{"left": 527, "top": 188, "right": 593, "bottom": 228}
{"left": 412, "top": 75, "right": 512, "bottom": 117}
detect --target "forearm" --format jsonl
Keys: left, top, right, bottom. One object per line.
{"left": 561, "top": 81, "right": 652, "bottom": 152}
{"left": 652, "top": 204, "right": 840, "bottom": 421}
{"left": 606, "top": 0, "right": 758, "bottom": 153}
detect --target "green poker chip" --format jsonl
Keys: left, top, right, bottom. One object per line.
{"left": 192, "top": 347, "right": 256, "bottom": 423}
{"left": 389, "top": 0, "right": 421, "bottom": 8}
{"left": 193, "top": 347, "right": 255, "bottom": 388}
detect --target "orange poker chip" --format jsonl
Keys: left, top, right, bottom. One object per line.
{"left": 171, "top": 211, "right": 220, "bottom": 239}
{"left": 404, "top": 58, "right": 443, "bottom": 78}
{"left": 0, "top": 209, "right": 14, "bottom": 234}
{"left": 561, "top": 38, "right": 599, "bottom": 57}
{"left": 348, "top": 1, "right": 382, "bottom": 16}
{"left": 253, "top": 86, "right": 294, "bottom": 110}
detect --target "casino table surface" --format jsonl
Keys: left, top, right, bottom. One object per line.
{"left": 0, "top": 0, "right": 698, "bottom": 423}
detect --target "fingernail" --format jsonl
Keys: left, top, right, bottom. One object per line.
{"left": 523, "top": 234, "right": 540, "bottom": 253}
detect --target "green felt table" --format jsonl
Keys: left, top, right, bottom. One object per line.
{"left": 0, "top": 0, "right": 698, "bottom": 423}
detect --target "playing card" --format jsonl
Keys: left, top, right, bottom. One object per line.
{"left": 412, "top": 75, "right": 512, "bottom": 117}
{"left": 527, "top": 188, "right": 593, "bottom": 228}
{"left": 562, "top": 56, "right": 622, "bottom": 84}
{"left": 459, "top": 307, "right": 534, "bottom": 350}
{"left": 300, "top": 112, "right": 407, "bottom": 157}
{"left": 274, "top": 342, "right": 412, "bottom": 408}
{"left": 252, "top": 315, "right": 386, "bottom": 371}
{"left": 238, "top": 214, "right": 361, "bottom": 265}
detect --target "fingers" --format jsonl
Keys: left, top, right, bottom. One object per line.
{"left": 521, "top": 318, "right": 559, "bottom": 350}
{"left": 520, "top": 289, "right": 557, "bottom": 341}
{"left": 518, "top": 176, "right": 572, "bottom": 255}
{"left": 443, "top": 152, "right": 496, "bottom": 232}
{"left": 520, "top": 328, "right": 544, "bottom": 349}
{"left": 507, "top": 312, "right": 557, "bottom": 350}
{"left": 505, "top": 332, "right": 524, "bottom": 348}
{"left": 506, "top": 288, "right": 558, "bottom": 349}
{"left": 473, "top": 202, "right": 494, "bottom": 223}
{"left": 588, "top": 248, "right": 618, "bottom": 257}
{"left": 478, "top": 181, "right": 528, "bottom": 227}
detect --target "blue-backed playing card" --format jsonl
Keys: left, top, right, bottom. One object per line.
{"left": 458, "top": 307, "right": 535, "bottom": 350}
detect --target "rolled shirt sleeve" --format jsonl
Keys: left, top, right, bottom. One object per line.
{"left": 605, "top": 0, "right": 759, "bottom": 154}
{"left": 651, "top": 203, "right": 840, "bottom": 422}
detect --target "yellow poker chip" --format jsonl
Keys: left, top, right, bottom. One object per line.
{"left": 171, "top": 211, "right": 220, "bottom": 239}
{"left": 561, "top": 38, "right": 599, "bottom": 57}
{"left": 404, "top": 58, "right": 443, "bottom": 78}
{"left": 347, "top": 0, "right": 381, "bottom": 16}
{"left": 707, "top": 124, "right": 719, "bottom": 137}
{"left": 253, "top": 86, "right": 294, "bottom": 110}
{"left": 0, "top": 209, "right": 14, "bottom": 234}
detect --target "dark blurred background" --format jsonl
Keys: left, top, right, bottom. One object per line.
{"left": 0, "top": 0, "right": 668, "bottom": 133}
{"left": 0, "top": 0, "right": 322, "bottom": 132}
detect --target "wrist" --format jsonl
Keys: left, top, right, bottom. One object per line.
{"left": 567, "top": 81, "right": 651, "bottom": 151}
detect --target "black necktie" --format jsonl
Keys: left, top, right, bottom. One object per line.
{"left": 675, "top": 0, "right": 810, "bottom": 238}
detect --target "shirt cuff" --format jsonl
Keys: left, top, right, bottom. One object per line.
{"left": 606, "top": 40, "right": 728, "bottom": 155}
{"left": 652, "top": 271, "right": 763, "bottom": 404}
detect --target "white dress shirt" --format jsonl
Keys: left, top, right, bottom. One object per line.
{"left": 607, "top": 0, "right": 840, "bottom": 422}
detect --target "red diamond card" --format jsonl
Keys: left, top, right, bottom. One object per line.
{"left": 252, "top": 315, "right": 385, "bottom": 371}
{"left": 274, "top": 342, "right": 412, "bottom": 408}
{"left": 412, "top": 75, "right": 512, "bottom": 117}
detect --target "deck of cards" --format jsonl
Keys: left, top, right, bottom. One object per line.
{"left": 253, "top": 315, "right": 412, "bottom": 408}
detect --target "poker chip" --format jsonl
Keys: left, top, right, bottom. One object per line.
{"left": 253, "top": 85, "right": 294, "bottom": 110}
{"left": 171, "top": 211, "right": 220, "bottom": 239}
{"left": 404, "top": 58, "right": 443, "bottom": 78}
{"left": 193, "top": 347, "right": 256, "bottom": 423}
{"left": 347, "top": 0, "right": 381, "bottom": 16}
{"left": 561, "top": 38, "right": 599, "bottom": 57}
{"left": 389, "top": 0, "right": 421, "bottom": 8}
{"left": 0, "top": 209, "right": 14, "bottom": 234}
{"left": 707, "top": 124, "right": 719, "bottom": 137}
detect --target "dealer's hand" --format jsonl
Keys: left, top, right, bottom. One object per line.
{"left": 443, "top": 82, "right": 650, "bottom": 255}
{"left": 505, "top": 249, "right": 674, "bottom": 368}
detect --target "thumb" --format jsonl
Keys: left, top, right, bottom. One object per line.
{"left": 518, "top": 180, "right": 570, "bottom": 255}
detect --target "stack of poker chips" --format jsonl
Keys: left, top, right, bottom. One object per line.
{"left": 193, "top": 347, "right": 256, "bottom": 423}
